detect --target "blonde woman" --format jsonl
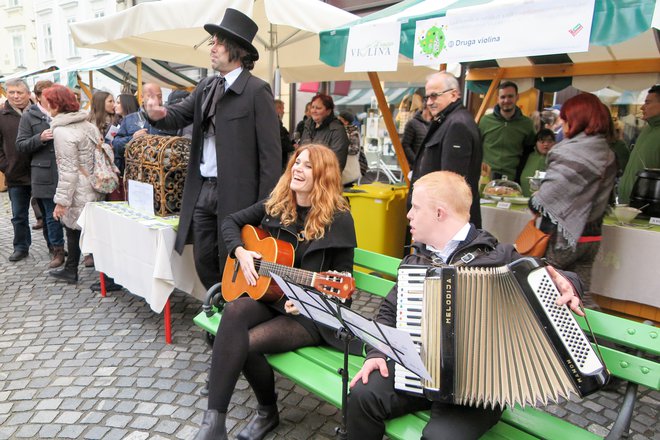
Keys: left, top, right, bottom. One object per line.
{"left": 194, "top": 144, "right": 358, "bottom": 440}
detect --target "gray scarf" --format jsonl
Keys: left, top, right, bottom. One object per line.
{"left": 531, "top": 132, "right": 616, "bottom": 249}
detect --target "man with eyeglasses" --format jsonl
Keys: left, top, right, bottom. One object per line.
{"left": 478, "top": 81, "right": 536, "bottom": 183}
{"left": 408, "top": 72, "right": 483, "bottom": 228}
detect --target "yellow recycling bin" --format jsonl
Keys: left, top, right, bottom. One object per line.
{"left": 344, "top": 182, "right": 409, "bottom": 259}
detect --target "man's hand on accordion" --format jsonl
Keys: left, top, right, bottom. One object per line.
{"left": 350, "top": 357, "right": 389, "bottom": 387}
{"left": 547, "top": 266, "right": 585, "bottom": 317}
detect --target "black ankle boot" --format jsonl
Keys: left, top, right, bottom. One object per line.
{"left": 49, "top": 267, "right": 78, "bottom": 284}
{"left": 237, "top": 403, "right": 279, "bottom": 440}
{"left": 193, "top": 410, "right": 228, "bottom": 440}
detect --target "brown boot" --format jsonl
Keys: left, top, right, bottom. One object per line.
{"left": 49, "top": 246, "right": 65, "bottom": 268}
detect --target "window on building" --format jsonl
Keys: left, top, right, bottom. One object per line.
{"left": 42, "top": 23, "right": 54, "bottom": 60}
{"left": 12, "top": 33, "right": 25, "bottom": 67}
{"left": 94, "top": 11, "right": 105, "bottom": 18}
{"left": 67, "top": 18, "right": 79, "bottom": 57}
{"left": 8, "top": 0, "right": 22, "bottom": 7}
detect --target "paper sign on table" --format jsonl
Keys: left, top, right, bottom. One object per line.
{"left": 128, "top": 179, "right": 155, "bottom": 217}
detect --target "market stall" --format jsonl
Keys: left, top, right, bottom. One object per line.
{"left": 318, "top": 0, "right": 660, "bottom": 317}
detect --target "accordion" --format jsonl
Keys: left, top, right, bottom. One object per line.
{"left": 395, "top": 257, "right": 609, "bottom": 408}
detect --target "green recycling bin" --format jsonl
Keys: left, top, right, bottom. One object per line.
{"left": 344, "top": 182, "right": 409, "bottom": 259}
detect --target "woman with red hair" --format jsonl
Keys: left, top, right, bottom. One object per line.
{"left": 530, "top": 93, "right": 617, "bottom": 308}
{"left": 194, "top": 144, "right": 358, "bottom": 440}
{"left": 42, "top": 85, "right": 104, "bottom": 284}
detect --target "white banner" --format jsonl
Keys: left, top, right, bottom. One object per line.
{"left": 414, "top": 0, "right": 595, "bottom": 65}
{"left": 345, "top": 21, "right": 401, "bottom": 72}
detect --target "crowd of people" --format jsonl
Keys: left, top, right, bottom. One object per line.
{"left": 1, "top": 6, "right": 658, "bottom": 440}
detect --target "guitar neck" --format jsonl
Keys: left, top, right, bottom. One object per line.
{"left": 255, "top": 260, "right": 315, "bottom": 287}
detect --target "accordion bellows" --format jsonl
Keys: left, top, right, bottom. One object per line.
{"left": 395, "top": 258, "right": 608, "bottom": 409}
{"left": 124, "top": 135, "right": 190, "bottom": 216}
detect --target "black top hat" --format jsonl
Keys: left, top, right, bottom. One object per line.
{"left": 204, "top": 8, "right": 259, "bottom": 61}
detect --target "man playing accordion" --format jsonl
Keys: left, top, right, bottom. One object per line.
{"left": 346, "top": 171, "right": 585, "bottom": 440}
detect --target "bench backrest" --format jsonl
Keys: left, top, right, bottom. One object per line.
{"left": 352, "top": 248, "right": 659, "bottom": 391}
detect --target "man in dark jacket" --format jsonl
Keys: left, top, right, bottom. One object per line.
{"left": 346, "top": 171, "right": 585, "bottom": 440}
{"left": 410, "top": 72, "right": 483, "bottom": 227}
{"left": 146, "top": 9, "right": 281, "bottom": 289}
{"left": 15, "top": 80, "right": 66, "bottom": 268}
{"left": 0, "top": 79, "right": 33, "bottom": 262}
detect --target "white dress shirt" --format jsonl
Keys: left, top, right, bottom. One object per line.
{"left": 200, "top": 66, "right": 243, "bottom": 178}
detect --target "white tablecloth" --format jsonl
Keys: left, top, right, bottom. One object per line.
{"left": 481, "top": 203, "right": 660, "bottom": 308}
{"left": 78, "top": 202, "right": 206, "bottom": 313}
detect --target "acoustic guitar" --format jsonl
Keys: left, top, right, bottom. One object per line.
{"left": 221, "top": 225, "right": 356, "bottom": 302}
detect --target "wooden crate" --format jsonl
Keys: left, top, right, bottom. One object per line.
{"left": 124, "top": 135, "right": 190, "bottom": 216}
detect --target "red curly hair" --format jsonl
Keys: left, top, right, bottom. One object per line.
{"left": 560, "top": 93, "right": 612, "bottom": 139}
{"left": 265, "top": 144, "right": 348, "bottom": 240}
{"left": 42, "top": 85, "right": 80, "bottom": 113}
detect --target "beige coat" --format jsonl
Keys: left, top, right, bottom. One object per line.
{"left": 51, "top": 111, "right": 104, "bottom": 229}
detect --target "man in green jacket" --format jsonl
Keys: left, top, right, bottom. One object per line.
{"left": 618, "top": 85, "right": 660, "bottom": 203}
{"left": 479, "top": 81, "right": 536, "bottom": 182}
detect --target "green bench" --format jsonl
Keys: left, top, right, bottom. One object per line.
{"left": 193, "top": 248, "right": 659, "bottom": 439}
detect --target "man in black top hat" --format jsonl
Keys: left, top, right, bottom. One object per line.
{"left": 146, "top": 8, "right": 281, "bottom": 291}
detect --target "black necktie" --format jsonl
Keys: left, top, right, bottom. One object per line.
{"left": 202, "top": 76, "right": 225, "bottom": 136}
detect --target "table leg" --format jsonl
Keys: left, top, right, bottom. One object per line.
{"left": 165, "top": 298, "right": 172, "bottom": 344}
{"left": 100, "top": 272, "right": 106, "bottom": 297}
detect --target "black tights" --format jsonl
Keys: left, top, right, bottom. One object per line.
{"left": 206, "top": 297, "right": 320, "bottom": 412}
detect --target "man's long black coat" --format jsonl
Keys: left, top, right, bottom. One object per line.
{"left": 154, "top": 70, "right": 281, "bottom": 255}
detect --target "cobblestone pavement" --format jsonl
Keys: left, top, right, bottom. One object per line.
{"left": 0, "top": 191, "right": 658, "bottom": 440}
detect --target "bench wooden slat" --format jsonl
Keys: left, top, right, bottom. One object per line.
{"left": 193, "top": 309, "right": 221, "bottom": 334}
{"left": 597, "top": 344, "right": 659, "bottom": 389}
{"left": 353, "top": 271, "right": 395, "bottom": 298}
{"left": 354, "top": 248, "right": 400, "bottom": 277}
{"left": 267, "top": 351, "right": 345, "bottom": 406}
{"left": 501, "top": 406, "right": 601, "bottom": 440}
{"left": 481, "top": 421, "right": 541, "bottom": 440}
{"left": 577, "top": 310, "right": 659, "bottom": 356}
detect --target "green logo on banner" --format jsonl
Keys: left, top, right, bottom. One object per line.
{"left": 418, "top": 25, "right": 445, "bottom": 57}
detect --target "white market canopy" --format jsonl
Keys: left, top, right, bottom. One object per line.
{"left": 320, "top": 0, "right": 660, "bottom": 93}
{"left": 0, "top": 54, "right": 198, "bottom": 91}
{"left": 65, "top": 53, "right": 198, "bottom": 90}
{"left": 69, "top": 0, "right": 410, "bottom": 83}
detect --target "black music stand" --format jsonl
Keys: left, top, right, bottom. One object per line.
{"left": 270, "top": 274, "right": 430, "bottom": 440}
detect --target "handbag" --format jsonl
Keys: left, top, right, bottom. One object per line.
{"left": 514, "top": 215, "right": 550, "bottom": 257}
{"left": 80, "top": 135, "right": 120, "bottom": 194}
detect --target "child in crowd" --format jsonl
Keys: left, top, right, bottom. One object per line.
{"left": 520, "top": 129, "right": 556, "bottom": 196}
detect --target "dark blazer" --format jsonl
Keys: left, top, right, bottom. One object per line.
{"left": 152, "top": 70, "right": 282, "bottom": 254}
{"left": 410, "top": 100, "right": 483, "bottom": 228}
{"left": 15, "top": 104, "right": 58, "bottom": 198}
{"left": 301, "top": 114, "right": 349, "bottom": 171}
{"left": 0, "top": 101, "right": 31, "bottom": 187}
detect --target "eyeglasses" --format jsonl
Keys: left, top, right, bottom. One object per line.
{"left": 424, "top": 89, "right": 455, "bottom": 100}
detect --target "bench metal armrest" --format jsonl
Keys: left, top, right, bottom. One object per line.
{"left": 202, "top": 282, "right": 224, "bottom": 317}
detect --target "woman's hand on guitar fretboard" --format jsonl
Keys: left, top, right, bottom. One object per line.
{"left": 234, "top": 246, "right": 262, "bottom": 286}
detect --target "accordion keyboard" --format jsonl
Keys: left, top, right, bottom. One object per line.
{"left": 395, "top": 266, "right": 427, "bottom": 395}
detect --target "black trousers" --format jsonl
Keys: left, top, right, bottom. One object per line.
{"left": 347, "top": 360, "right": 502, "bottom": 440}
{"left": 64, "top": 227, "right": 82, "bottom": 273}
{"left": 191, "top": 180, "right": 227, "bottom": 290}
